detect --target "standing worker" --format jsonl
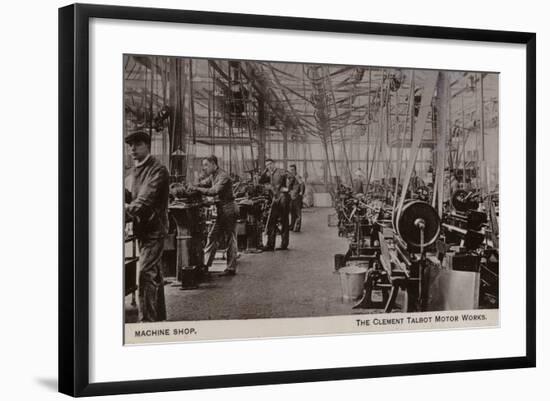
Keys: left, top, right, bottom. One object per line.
{"left": 410, "top": 169, "right": 426, "bottom": 194}
{"left": 352, "top": 168, "right": 366, "bottom": 195}
{"left": 188, "top": 155, "right": 238, "bottom": 275}
{"left": 260, "top": 158, "right": 290, "bottom": 251}
{"left": 288, "top": 164, "right": 305, "bottom": 232}
{"left": 125, "top": 131, "right": 169, "bottom": 322}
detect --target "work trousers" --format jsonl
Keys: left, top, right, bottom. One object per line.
{"left": 204, "top": 202, "right": 238, "bottom": 271}
{"left": 266, "top": 194, "right": 290, "bottom": 249}
{"left": 290, "top": 195, "right": 303, "bottom": 232}
{"left": 138, "top": 238, "right": 167, "bottom": 322}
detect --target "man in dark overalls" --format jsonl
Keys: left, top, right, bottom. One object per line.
{"left": 260, "top": 158, "right": 290, "bottom": 251}
{"left": 125, "top": 131, "right": 169, "bottom": 322}
{"left": 288, "top": 164, "right": 305, "bottom": 232}
{"left": 188, "top": 155, "right": 238, "bottom": 275}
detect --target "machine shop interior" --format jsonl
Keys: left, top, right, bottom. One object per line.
{"left": 124, "top": 55, "right": 499, "bottom": 322}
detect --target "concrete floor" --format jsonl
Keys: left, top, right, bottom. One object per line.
{"left": 125, "top": 207, "right": 375, "bottom": 322}
{"left": 167, "top": 207, "right": 374, "bottom": 321}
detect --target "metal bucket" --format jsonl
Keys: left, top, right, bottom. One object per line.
{"left": 339, "top": 265, "right": 367, "bottom": 302}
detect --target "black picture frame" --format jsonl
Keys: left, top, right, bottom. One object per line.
{"left": 59, "top": 3, "right": 536, "bottom": 397}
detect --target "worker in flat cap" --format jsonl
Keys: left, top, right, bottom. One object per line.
{"left": 187, "top": 155, "right": 239, "bottom": 275}
{"left": 288, "top": 164, "right": 305, "bottom": 232}
{"left": 259, "top": 158, "right": 291, "bottom": 251}
{"left": 124, "top": 130, "right": 169, "bottom": 322}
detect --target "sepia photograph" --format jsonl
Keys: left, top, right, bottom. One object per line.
{"left": 123, "top": 55, "right": 500, "bottom": 344}
{"left": 55, "top": 2, "right": 536, "bottom": 396}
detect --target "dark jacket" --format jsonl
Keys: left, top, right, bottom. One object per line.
{"left": 197, "top": 167, "right": 235, "bottom": 205}
{"left": 197, "top": 167, "right": 238, "bottom": 217}
{"left": 126, "top": 156, "right": 169, "bottom": 240}
{"left": 260, "top": 167, "right": 289, "bottom": 201}
{"left": 288, "top": 174, "right": 305, "bottom": 200}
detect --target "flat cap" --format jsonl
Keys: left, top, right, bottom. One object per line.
{"left": 124, "top": 130, "right": 151, "bottom": 144}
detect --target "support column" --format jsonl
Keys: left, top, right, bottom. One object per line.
{"left": 282, "top": 123, "right": 288, "bottom": 170}
{"left": 435, "top": 71, "right": 450, "bottom": 216}
{"left": 478, "top": 73, "right": 487, "bottom": 196}
{"left": 302, "top": 139, "right": 308, "bottom": 180}
{"left": 257, "top": 97, "right": 266, "bottom": 168}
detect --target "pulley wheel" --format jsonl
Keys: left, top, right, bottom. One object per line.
{"left": 395, "top": 200, "right": 440, "bottom": 249}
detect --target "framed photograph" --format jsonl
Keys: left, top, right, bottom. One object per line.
{"left": 59, "top": 3, "right": 536, "bottom": 397}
